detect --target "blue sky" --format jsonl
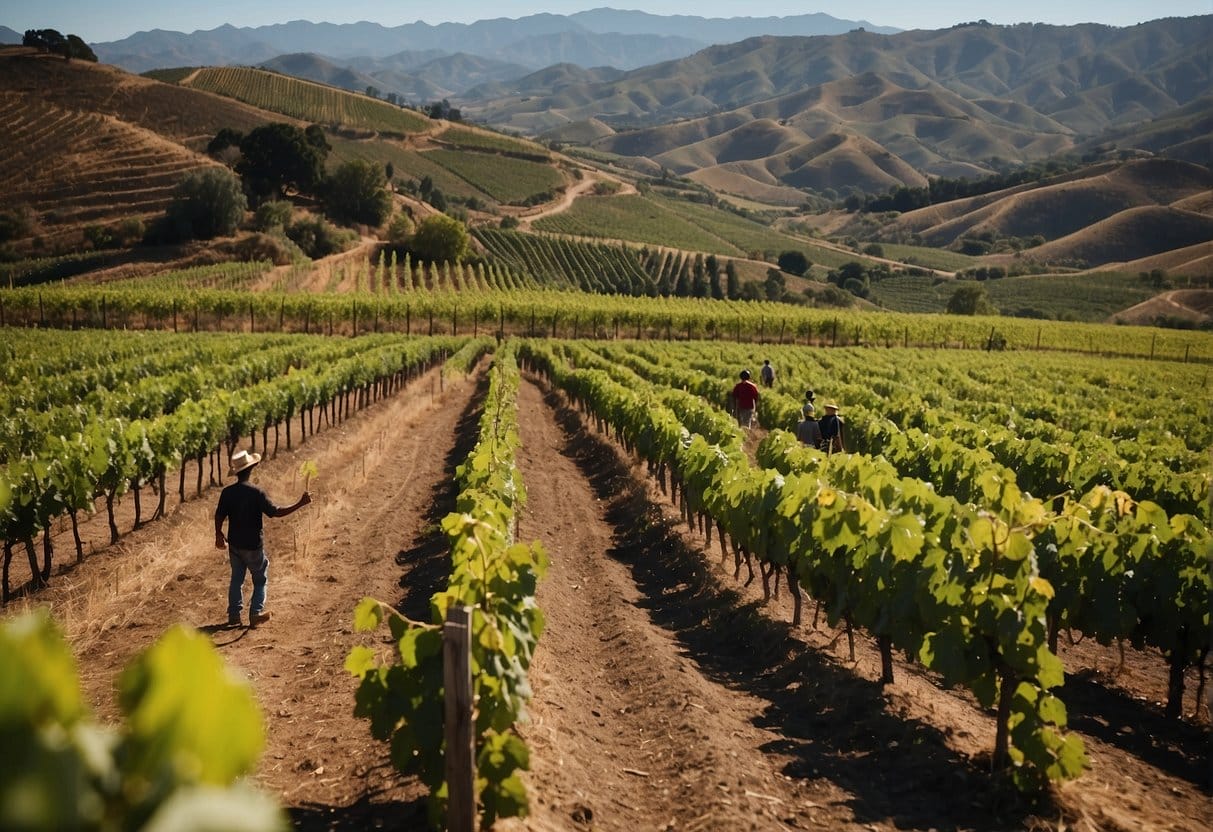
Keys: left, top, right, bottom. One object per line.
{"left": 1, "top": 1, "right": 1207, "bottom": 42}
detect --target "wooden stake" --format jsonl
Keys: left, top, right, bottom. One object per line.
{"left": 444, "top": 606, "right": 475, "bottom": 832}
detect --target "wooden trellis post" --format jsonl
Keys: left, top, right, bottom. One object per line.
{"left": 444, "top": 606, "right": 475, "bottom": 832}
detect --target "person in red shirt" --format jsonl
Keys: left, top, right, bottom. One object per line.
{"left": 730, "top": 369, "right": 761, "bottom": 429}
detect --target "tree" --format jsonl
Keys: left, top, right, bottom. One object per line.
{"left": 24, "top": 29, "right": 66, "bottom": 52}
{"left": 777, "top": 250, "right": 810, "bottom": 276}
{"left": 673, "top": 258, "right": 691, "bottom": 296}
{"left": 834, "top": 261, "right": 867, "bottom": 284}
{"left": 64, "top": 35, "right": 97, "bottom": 62}
{"left": 725, "top": 260, "right": 740, "bottom": 300}
{"left": 252, "top": 200, "right": 293, "bottom": 232}
{"left": 387, "top": 211, "right": 415, "bottom": 245}
{"left": 764, "top": 268, "right": 786, "bottom": 301}
{"left": 691, "top": 254, "right": 708, "bottom": 298}
{"left": 286, "top": 215, "right": 356, "bottom": 258}
{"left": 23, "top": 29, "right": 96, "bottom": 61}
{"left": 324, "top": 160, "right": 392, "bottom": 227}
{"left": 207, "top": 128, "right": 244, "bottom": 157}
{"left": 410, "top": 214, "right": 468, "bottom": 263}
{"left": 946, "top": 284, "right": 998, "bottom": 316}
{"left": 164, "top": 167, "right": 247, "bottom": 240}
{"left": 236, "top": 123, "right": 328, "bottom": 204}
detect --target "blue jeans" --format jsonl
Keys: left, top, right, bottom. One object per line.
{"left": 228, "top": 547, "right": 269, "bottom": 619}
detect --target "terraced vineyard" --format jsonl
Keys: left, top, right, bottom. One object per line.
{"left": 436, "top": 125, "right": 550, "bottom": 158}
{"left": 0, "top": 92, "right": 214, "bottom": 249}
{"left": 328, "top": 139, "right": 493, "bottom": 201}
{"left": 872, "top": 272, "right": 1163, "bottom": 320}
{"left": 424, "top": 148, "right": 566, "bottom": 204}
{"left": 182, "top": 67, "right": 432, "bottom": 134}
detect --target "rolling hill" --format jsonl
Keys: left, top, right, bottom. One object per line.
{"left": 461, "top": 17, "right": 1212, "bottom": 202}
{"left": 1022, "top": 207, "right": 1213, "bottom": 268}
{"left": 577, "top": 72, "right": 1078, "bottom": 197}
{"left": 878, "top": 158, "right": 1213, "bottom": 247}
{"left": 464, "top": 20, "right": 1212, "bottom": 133}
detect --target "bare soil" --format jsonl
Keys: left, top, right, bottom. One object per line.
{"left": 5, "top": 365, "right": 1210, "bottom": 832}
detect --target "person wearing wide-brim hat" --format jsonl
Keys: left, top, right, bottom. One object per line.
{"left": 214, "top": 449, "right": 311, "bottom": 628}
{"left": 819, "top": 403, "right": 845, "bottom": 453}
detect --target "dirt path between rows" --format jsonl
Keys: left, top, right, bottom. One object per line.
{"left": 18, "top": 363, "right": 486, "bottom": 829}
{"left": 506, "top": 374, "right": 1211, "bottom": 832}
{"left": 503, "top": 378, "right": 851, "bottom": 831}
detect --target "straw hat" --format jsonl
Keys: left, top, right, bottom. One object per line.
{"left": 229, "top": 450, "right": 262, "bottom": 475}
{"left": 824, "top": 403, "right": 840, "bottom": 412}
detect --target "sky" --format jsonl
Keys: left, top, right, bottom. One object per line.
{"left": 1, "top": 1, "right": 1208, "bottom": 42}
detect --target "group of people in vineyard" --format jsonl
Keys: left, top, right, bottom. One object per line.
{"left": 728, "top": 362, "right": 846, "bottom": 453}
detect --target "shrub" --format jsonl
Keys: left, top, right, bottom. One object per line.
{"left": 946, "top": 284, "right": 998, "bottom": 315}
{"left": 286, "top": 215, "right": 356, "bottom": 259}
{"left": 231, "top": 232, "right": 302, "bottom": 266}
{"left": 323, "top": 160, "right": 392, "bottom": 227}
{"left": 410, "top": 214, "right": 469, "bottom": 263}
{"left": 116, "top": 217, "right": 145, "bottom": 246}
{"left": 386, "top": 212, "right": 415, "bottom": 245}
{"left": 0, "top": 206, "right": 36, "bottom": 243}
{"left": 84, "top": 224, "right": 117, "bottom": 250}
{"left": 164, "top": 167, "right": 247, "bottom": 240}
{"left": 499, "top": 215, "right": 520, "bottom": 230}
{"left": 252, "top": 201, "right": 294, "bottom": 232}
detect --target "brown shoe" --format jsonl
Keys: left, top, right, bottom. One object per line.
{"left": 250, "top": 611, "right": 271, "bottom": 627}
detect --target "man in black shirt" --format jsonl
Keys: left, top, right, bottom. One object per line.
{"left": 215, "top": 449, "right": 311, "bottom": 627}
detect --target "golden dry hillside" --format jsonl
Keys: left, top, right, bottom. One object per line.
{"left": 578, "top": 72, "right": 1086, "bottom": 203}
{"left": 877, "top": 159, "right": 1213, "bottom": 263}
{"left": 0, "top": 49, "right": 309, "bottom": 254}
{"left": 1024, "top": 207, "right": 1213, "bottom": 268}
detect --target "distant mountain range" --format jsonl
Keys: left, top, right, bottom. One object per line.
{"left": 470, "top": 18, "right": 1213, "bottom": 202}
{"left": 84, "top": 9, "right": 896, "bottom": 76}
{"left": 0, "top": 25, "right": 21, "bottom": 43}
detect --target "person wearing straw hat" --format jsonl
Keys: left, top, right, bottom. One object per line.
{"left": 818, "top": 403, "right": 846, "bottom": 453}
{"left": 215, "top": 449, "right": 311, "bottom": 628}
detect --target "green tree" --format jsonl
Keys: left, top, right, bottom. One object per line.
{"left": 64, "top": 34, "right": 97, "bottom": 62}
{"left": 164, "top": 167, "right": 247, "bottom": 240}
{"left": 725, "top": 260, "right": 740, "bottom": 300}
{"left": 236, "top": 123, "right": 328, "bottom": 204}
{"left": 836, "top": 261, "right": 866, "bottom": 283}
{"left": 410, "top": 214, "right": 469, "bottom": 263}
{"left": 324, "top": 160, "right": 392, "bottom": 227}
{"left": 23, "top": 29, "right": 96, "bottom": 60}
{"left": 777, "top": 250, "right": 810, "bottom": 276}
{"left": 691, "top": 254, "right": 708, "bottom": 298}
{"left": 764, "top": 268, "right": 786, "bottom": 301}
{"left": 673, "top": 258, "right": 691, "bottom": 296}
{"left": 286, "top": 215, "right": 356, "bottom": 258}
{"left": 387, "top": 211, "right": 415, "bottom": 245}
{"left": 252, "top": 201, "right": 293, "bottom": 232}
{"left": 946, "top": 283, "right": 998, "bottom": 315}
{"left": 206, "top": 128, "right": 244, "bottom": 157}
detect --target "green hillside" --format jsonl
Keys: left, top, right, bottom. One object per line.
{"left": 182, "top": 66, "right": 432, "bottom": 134}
